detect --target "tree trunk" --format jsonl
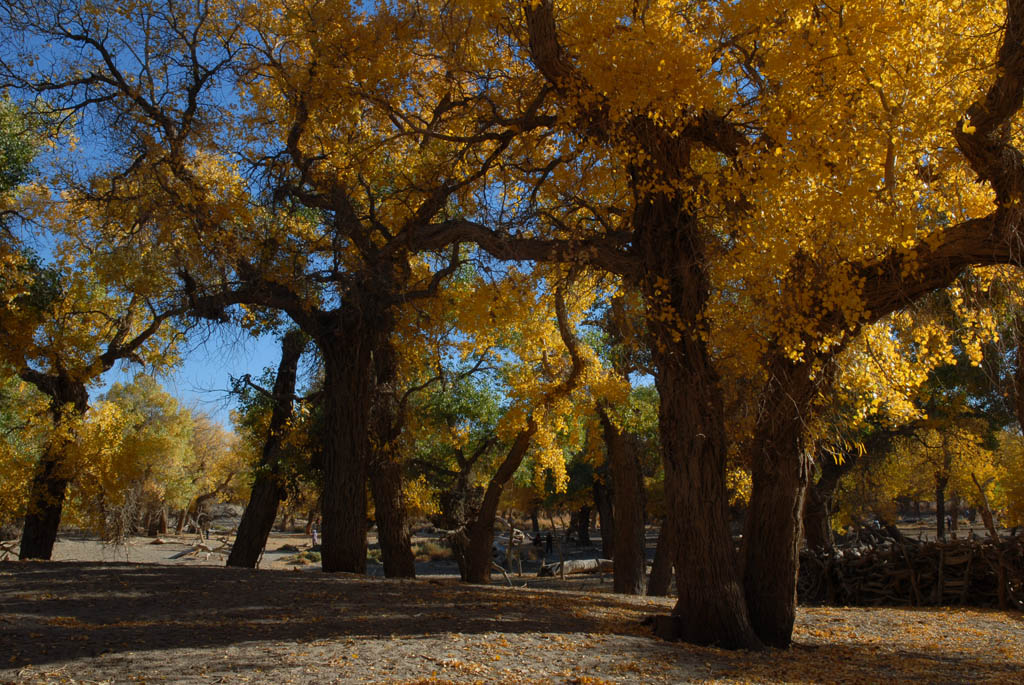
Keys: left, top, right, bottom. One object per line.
{"left": 648, "top": 518, "right": 674, "bottom": 596}
{"left": 599, "top": 406, "right": 647, "bottom": 594}
{"left": 19, "top": 378, "right": 89, "bottom": 560}
{"left": 463, "top": 425, "right": 536, "bottom": 583}
{"left": 803, "top": 448, "right": 852, "bottom": 554}
{"left": 318, "top": 340, "right": 373, "bottom": 573}
{"left": 593, "top": 473, "right": 615, "bottom": 559}
{"left": 802, "top": 480, "right": 831, "bottom": 554}
{"left": 228, "top": 329, "right": 305, "bottom": 568}
{"left": 368, "top": 450, "right": 415, "bottom": 578}
{"left": 366, "top": 331, "right": 415, "bottom": 579}
{"left": 574, "top": 505, "right": 592, "bottom": 546}
{"left": 743, "top": 357, "right": 820, "bottom": 648}
{"left": 146, "top": 509, "right": 161, "bottom": 537}
{"left": 936, "top": 477, "right": 948, "bottom": 541}
{"left": 634, "top": 193, "right": 761, "bottom": 649}
{"left": 20, "top": 454, "right": 73, "bottom": 560}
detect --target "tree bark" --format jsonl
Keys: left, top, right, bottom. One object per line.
{"left": 593, "top": 475, "right": 615, "bottom": 560}
{"left": 803, "top": 448, "right": 852, "bottom": 554}
{"left": 463, "top": 426, "right": 536, "bottom": 583}
{"left": 228, "top": 329, "right": 306, "bottom": 568}
{"left": 647, "top": 518, "right": 674, "bottom": 596}
{"left": 318, "top": 339, "right": 373, "bottom": 573}
{"left": 573, "top": 505, "right": 592, "bottom": 546}
{"left": 366, "top": 334, "right": 415, "bottom": 578}
{"left": 19, "top": 377, "right": 89, "bottom": 560}
{"left": 635, "top": 194, "right": 761, "bottom": 649}
{"left": 743, "top": 357, "right": 821, "bottom": 648}
{"left": 599, "top": 406, "right": 647, "bottom": 594}
{"left": 368, "top": 449, "right": 415, "bottom": 578}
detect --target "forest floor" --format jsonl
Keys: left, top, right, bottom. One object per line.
{"left": 2, "top": 550, "right": 1023, "bottom": 684}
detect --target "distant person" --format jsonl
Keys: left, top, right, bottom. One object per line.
{"left": 545, "top": 532, "right": 553, "bottom": 554}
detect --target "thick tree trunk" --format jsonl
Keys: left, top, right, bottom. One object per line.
{"left": 743, "top": 358, "right": 820, "bottom": 648}
{"left": 647, "top": 518, "right": 674, "bottom": 596}
{"left": 318, "top": 341, "right": 373, "bottom": 573}
{"left": 228, "top": 329, "right": 305, "bottom": 568}
{"left": 19, "top": 378, "right": 89, "bottom": 561}
{"left": 366, "top": 332, "right": 415, "bottom": 578}
{"left": 635, "top": 194, "right": 761, "bottom": 649}
{"left": 368, "top": 450, "right": 415, "bottom": 578}
{"left": 464, "top": 426, "right": 536, "bottom": 583}
{"left": 20, "top": 454, "right": 72, "bottom": 560}
{"left": 599, "top": 406, "right": 647, "bottom": 595}
{"left": 593, "top": 476, "right": 615, "bottom": 560}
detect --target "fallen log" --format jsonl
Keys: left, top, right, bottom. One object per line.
{"left": 538, "top": 558, "right": 613, "bottom": 577}
{"left": 168, "top": 538, "right": 232, "bottom": 561}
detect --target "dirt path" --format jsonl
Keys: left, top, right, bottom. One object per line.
{"left": 2, "top": 560, "right": 1023, "bottom": 684}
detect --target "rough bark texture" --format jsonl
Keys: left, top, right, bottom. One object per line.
{"left": 368, "top": 330, "right": 416, "bottom": 578}
{"left": 647, "top": 519, "right": 674, "bottom": 597}
{"left": 599, "top": 406, "right": 647, "bottom": 595}
{"left": 368, "top": 449, "right": 415, "bottom": 578}
{"left": 743, "top": 357, "right": 820, "bottom": 648}
{"left": 228, "top": 329, "right": 306, "bottom": 568}
{"left": 318, "top": 338, "right": 373, "bottom": 573}
{"left": 636, "top": 194, "right": 761, "bottom": 650}
{"left": 19, "top": 377, "right": 89, "bottom": 561}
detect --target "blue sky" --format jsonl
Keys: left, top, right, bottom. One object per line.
{"left": 101, "top": 329, "right": 283, "bottom": 428}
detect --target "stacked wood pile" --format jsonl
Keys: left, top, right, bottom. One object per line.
{"left": 798, "top": 534, "right": 1024, "bottom": 610}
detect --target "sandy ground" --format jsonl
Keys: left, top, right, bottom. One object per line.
{"left": 2, "top": 528, "right": 1022, "bottom": 683}
{"left": 1, "top": 556, "right": 1023, "bottom": 684}
{"left": 43, "top": 532, "right": 349, "bottom": 572}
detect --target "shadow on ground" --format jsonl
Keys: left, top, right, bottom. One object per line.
{"left": 2, "top": 561, "right": 1022, "bottom": 684}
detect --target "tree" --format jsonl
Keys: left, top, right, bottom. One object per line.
{"left": 66, "top": 374, "right": 195, "bottom": 542}
{"left": 0, "top": 371, "right": 49, "bottom": 534}
{"left": 0, "top": 186, "right": 184, "bottom": 559}
{"left": 228, "top": 328, "right": 308, "bottom": 567}
{"left": 478, "top": 0, "right": 1021, "bottom": 648}
{"left": 405, "top": 269, "right": 599, "bottom": 582}
{"left": 0, "top": 0, "right": 562, "bottom": 575}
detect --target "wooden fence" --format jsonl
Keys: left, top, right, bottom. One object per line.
{"left": 798, "top": 535, "right": 1024, "bottom": 610}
